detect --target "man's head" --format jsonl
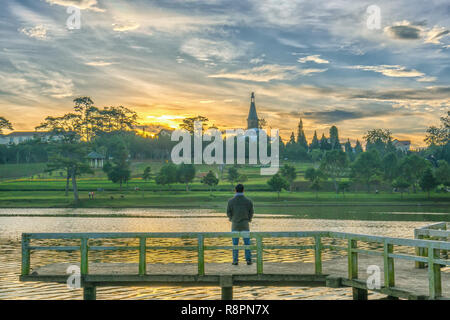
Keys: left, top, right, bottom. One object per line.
{"left": 235, "top": 184, "right": 244, "bottom": 193}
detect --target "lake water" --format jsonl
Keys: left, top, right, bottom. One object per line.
{"left": 0, "top": 208, "right": 445, "bottom": 300}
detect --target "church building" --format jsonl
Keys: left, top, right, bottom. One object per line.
{"left": 247, "top": 92, "right": 259, "bottom": 130}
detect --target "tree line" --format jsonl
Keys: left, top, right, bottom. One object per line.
{"left": 0, "top": 98, "right": 448, "bottom": 201}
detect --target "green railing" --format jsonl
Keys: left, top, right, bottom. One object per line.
{"left": 414, "top": 222, "right": 449, "bottom": 269}
{"left": 21, "top": 228, "right": 450, "bottom": 299}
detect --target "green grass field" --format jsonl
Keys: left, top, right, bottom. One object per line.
{"left": 0, "top": 161, "right": 449, "bottom": 212}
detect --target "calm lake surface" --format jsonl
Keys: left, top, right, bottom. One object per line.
{"left": 0, "top": 208, "right": 447, "bottom": 300}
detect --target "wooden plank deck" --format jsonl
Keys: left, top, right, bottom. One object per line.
{"left": 22, "top": 255, "right": 450, "bottom": 299}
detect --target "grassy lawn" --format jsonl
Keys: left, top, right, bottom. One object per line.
{"left": 1, "top": 161, "right": 449, "bottom": 212}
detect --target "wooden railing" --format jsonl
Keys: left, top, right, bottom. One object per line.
{"left": 22, "top": 228, "right": 450, "bottom": 299}
{"left": 414, "top": 222, "right": 448, "bottom": 269}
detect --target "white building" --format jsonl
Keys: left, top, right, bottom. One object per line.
{"left": 393, "top": 139, "right": 411, "bottom": 153}
{"left": 0, "top": 132, "right": 55, "bottom": 145}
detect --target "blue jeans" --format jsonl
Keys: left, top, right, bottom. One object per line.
{"left": 232, "top": 236, "right": 252, "bottom": 263}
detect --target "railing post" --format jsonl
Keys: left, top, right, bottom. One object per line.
{"left": 348, "top": 239, "right": 358, "bottom": 280}
{"left": 83, "top": 283, "right": 96, "bottom": 300}
{"left": 442, "top": 224, "right": 448, "bottom": 260}
{"left": 314, "top": 236, "right": 322, "bottom": 275}
{"left": 21, "top": 234, "right": 30, "bottom": 276}
{"left": 139, "top": 237, "right": 147, "bottom": 276}
{"left": 428, "top": 246, "right": 442, "bottom": 299}
{"left": 80, "top": 237, "right": 89, "bottom": 275}
{"left": 197, "top": 234, "right": 205, "bottom": 276}
{"left": 348, "top": 239, "right": 367, "bottom": 300}
{"left": 220, "top": 275, "right": 233, "bottom": 300}
{"left": 383, "top": 242, "right": 395, "bottom": 288}
{"left": 256, "top": 235, "right": 263, "bottom": 275}
{"left": 414, "top": 232, "right": 426, "bottom": 269}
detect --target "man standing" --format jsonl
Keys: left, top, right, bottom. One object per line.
{"left": 227, "top": 184, "right": 254, "bottom": 265}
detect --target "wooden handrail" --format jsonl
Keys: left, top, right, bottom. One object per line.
{"left": 21, "top": 228, "right": 449, "bottom": 299}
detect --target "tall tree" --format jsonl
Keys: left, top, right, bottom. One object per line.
{"left": 143, "top": 166, "right": 152, "bottom": 181}
{"left": 227, "top": 166, "right": 240, "bottom": 190}
{"left": 297, "top": 119, "right": 308, "bottom": 149}
{"left": 177, "top": 163, "right": 196, "bottom": 191}
{"left": 288, "top": 132, "right": 296, "bottom": 145}
{"left": 435, "top": 160, "right": 450, "bottom": 187}
{"left": 267, "top": 173, "right": 289, "bottom": 200}
{"left": 103, "top": 142, "right": 131, "bottom": 191}
{"left": 180, "top": 116, "right": 209, "bottom": 133}
{"left": 329, "top": 126, "right": 341, "bottom": 150}
{"left": 351, "top": 150, "right": 381, "bottom": 192}
{"left": 46, "top": 142, "right": 92, "bottom": 202}
{"left": 304, "top": 167, "right": 325, "bottom": 199}
{"left": 202, "top": 170, "right": 219, "bottom": 194}
{"left": 155, "top": 163, "right": 178, "bottom": 189}
{"left": 320, "top": 133, "right": 331, "bottom": 151}
{"left": 392, "top": 178, "right": 410, "bottom": 199}
{"left": 344, "top": 139, "right": 354, "bottom": 161}
{"left": 399, "top": 154, "right": 427, "bottom": 193}
{"left": 354, "top": 140, "right": 363, "bottom": 154}
{"left": 280, "top": 163, "right": 297, "bottom": 191}
{"left": 364, "top": 129, "right": 394, "bottom": 155}
{"left": 320, "top": 150, "right": 349, "bottom": 193}
{"left": 381, "top": 152, "right": 398, "bottom": 185}
{"left": 419, "top": 167, "right": 438, "bottom": 199}
{"left": 0, "top": 117, "right": 13, "bottom": 134}
{"left": 310, "top": 130, "right": 320, "bottom": 150}
{"left": 425, "top": 112, "right": 449, "bottom": 146}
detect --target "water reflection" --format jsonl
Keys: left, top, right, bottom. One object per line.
{"left": 0, "top": 208, "right": 439, "bottom": 300}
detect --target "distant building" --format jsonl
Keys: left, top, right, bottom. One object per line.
{"left": 0, "top": 131, "right": 54, "bottom": 145}
{"left": 87, "top": 151, "right": 105, "bottom": 168}
{"left": 247, "top": 92, "right": 259, "bottom": 130}
{"left": 157, "top": 129, "right": 174, "bottom": 138}
{"left": 393, "top": 139, "right": 411, "bottom": 152}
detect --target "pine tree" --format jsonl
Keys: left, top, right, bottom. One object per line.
{"left": 288, "top": 132, "right": 296, "bottom": 145}
{"left": 329, "top": 126, "right": 341, "bottom": 150}
{"left": 355, "top": 140, "right": 363, "bottom": 154}
{"left": 320, "top": 133, "right": 331, "bottom": 151}
{"left": 310, "top": 130, "right": 320, "bottom": 150}
{"left": 296, "top": 118, "right": 308, "bottom": 149}
{"left": 344, "top": 139, "right": 352, "bottom": 153}
{"left": 344, "top": 139, "right": 354, "bottom": 161}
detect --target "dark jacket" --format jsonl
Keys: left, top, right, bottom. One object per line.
{"left": 227, "top": 194, "right": 254, "bottom": 231}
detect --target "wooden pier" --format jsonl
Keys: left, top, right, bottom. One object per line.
{"left": 20, "top": 223, "right": 449, "bottom": 300}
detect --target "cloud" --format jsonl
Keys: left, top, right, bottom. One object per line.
{"left": 424, "top": 26, "right": 450, "bottom": 44}
{"left": 347, "top": 65, "right": 425, "bottom": 78}
{"left": 417, "top": 76, "right": 437, "bottom": 82}
{"left": 384, "top": 21, "right": 449, "bottom": 45}
{"left": 297, "top": 55, "right": 329, "bottom": 64}
{"left": 19, "top": 25, "right": 48, "bottom": 40}
{"left": 208, "top": 65, "right": 327, "bottom": 82}
{"left": 181, "top": 38, "right": 248, "bottom": 62}
{"left": 301, "top": 108, "right": 406, "bottom": 123}
{"left": 384, "top": 21, "right": 422, "bottom": 40}
{"left": 85, "top": 61, "right": 114, "bottom": 67}
{"left": 112, "top": 21, "right": 140, "bottom": 32}
{"left": 0, "top": 61, "right": 74, "bottom": 100}
{"left": 44, "top": 0, "right": 104, "bottom": 12}
{"left": 250, "top": 57, "right": 264, "bottom": 64}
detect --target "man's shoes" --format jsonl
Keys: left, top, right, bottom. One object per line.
{"left": 246, "top": 260, "right": 252, "bottom": 265}
{"left": 232, "top": 262, "right": 238, "bottom": 266}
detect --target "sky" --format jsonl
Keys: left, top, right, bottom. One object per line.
{"left": 0, "top": 0, "right": 449, "bottom": 147}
